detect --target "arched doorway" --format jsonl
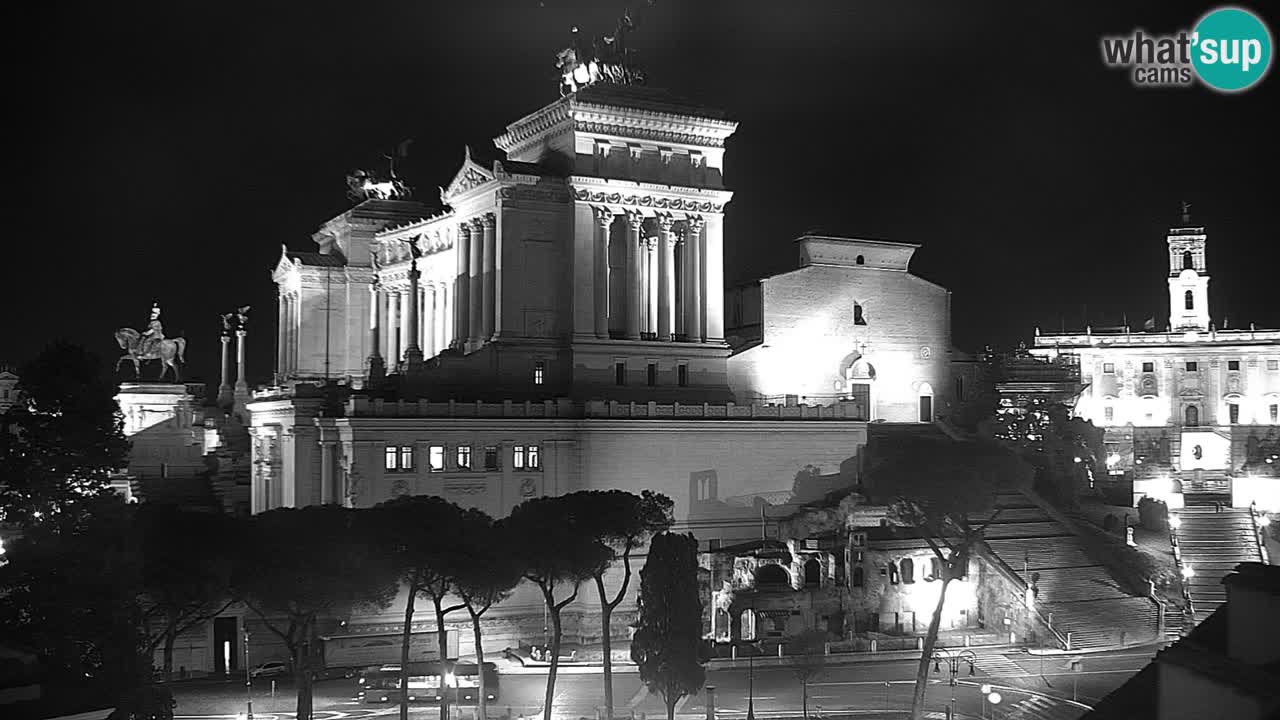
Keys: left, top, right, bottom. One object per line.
{"left": 803, "top": 558, "right": 821, "bottom": 587}
{"left": 755, "top": 563, "right": 789, "bottom": 588}
{"left": 845, "top": 357, "right": 876, "bottom": 421}
{"left": 917, "top": 381, "right": 935, "bottom": 423}
{"left": 1185, "top": 404, "right": 1200, "bottom": 427}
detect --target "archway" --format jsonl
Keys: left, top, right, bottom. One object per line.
{"left": 1185, "top": 404, "right": 1200, "bottom": 427}
{"left": 755, "top": 563, "right": 789, "bottom": 587}
{"left": 803, "top": 558, "right": 821, "bottom": 587}
{"left": 900, "top": 558, "right": 915, "bottom": 584}
{"left": 916, "top": 381, "right": 935, "bottom": 423}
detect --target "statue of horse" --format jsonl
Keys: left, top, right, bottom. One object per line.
{"left": 115, "top": 328, "right": 186, "bottom": 382}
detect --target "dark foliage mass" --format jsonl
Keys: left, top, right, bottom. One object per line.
{"left": 631, "top": 532, "right": 706, "bottom": 720}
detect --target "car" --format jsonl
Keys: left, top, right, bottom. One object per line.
{"left": 250, "top": 661, "right": 290, "bottom": 678}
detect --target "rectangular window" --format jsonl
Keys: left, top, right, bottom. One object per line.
{"left": 615, "top": 362, "right": 626, "bottom": 386}
{"left": 429, "top": 445, "right": 445, "bottom": 472}
{"left": 647, "top": 363, "right": 657, "bottom": 386}
{"left": 708, "top": 538, "right": 721, "bottom": 551}
{"left": 528, "top": 445, "right": 540, "bottom": 469}
{"left": 1186, "top": 361, "right": 1198, "bottom": 372}
{"left": 677, "top": 364, "right": 688, "bottom": 387}
{"left": 484, "top": 446, "right": 499, "bottom": 470}
{"left": 1104, "top": 407, "right": 1114, "bottom": 422}
{"left": 533, "top": 360, "right": 545, "bottom": 385}
{"left": 1271, "top": 404, "right": 1279, "bottom": 423}
{"left": 398, "top": 446, "right": 414, "bottom": 471}
{"left": 1228, "top": 360, "right": 1240, "bottom": 371}
{"left": 1269, "top": 359, "right": 1279, "bottom": 371}
{"left": 456, "top": 445, "right": 472, "bottom": 470}
{"left": 1229, "top": 404, "right": 1240, "bottom": 424}
{"left": 1103, "top": 363, "right": 1115, "bottom": 374}
{"left": 385, "top": 446, "right": 398, "bottom": 471}
{"left": 1142, "top": 362, "right": 1154, "bottom": 373}
{"left": 513, "top": 445, "right": 526, "bottom": 470}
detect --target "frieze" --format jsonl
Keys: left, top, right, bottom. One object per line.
{"left": 497, "top": 185, "right": 572, "bottom": 204}
{"left": 572, "top": 188, "right": 723, "bottom": 213}
{"left": 445, "top": 482, "right": 487, "bottom": 495}
{"left": 574, "top": 120, "right": 728, "bottom": 148}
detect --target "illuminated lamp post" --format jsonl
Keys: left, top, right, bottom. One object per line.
{"left": 985, "top": 689, "right": 1002, "bottom": 719}
{"left": 930, "top": 648, "right": 976, "bottom": 720}
{"left": 243, "top": 627, "right": 254, "bottom": 720}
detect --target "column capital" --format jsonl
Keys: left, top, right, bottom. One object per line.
{"left": 593, "top": 206, "right": 615, "bottom": 228}
{"left": 686, "top": 215, "right": 706, "bottom": 234}
{"left": 644, "top": 236, "right": 659, "bottom": 250}
{"left": 626, "top": 211, "right": 645, "bottom": 231}
{"left": 481, "top": 212, "right": 497, "bottom": 229}
{"left": 235, "top": 329, "right": 247, "bottom": 339}
{"left": 657, "top": 213, "right": 677, "bottom": 232}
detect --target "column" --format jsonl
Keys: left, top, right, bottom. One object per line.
{"left": 424, "top": 285, "right": 437, "bottom": 357}
{"left": 674, "top": 236, "right": 686, "bottom": 339}
{"left": 625, "top": 212, "right": 643, "bottom": 340}
{"left": 468, "top": 218, "right": 484, "bottom": 346}
{"left": 404, "top": 260, "right": 423, "bottom": 368}
{"left": 441, "top": 284, "right": 451, "bottom": 351}
{"left": 219, "top": 333, "right": 233, "bottom": 406}
{"left": 388, "top": 290, "right": 401, "bottom": 364}
{"left": 367, "top": 283, "right": 385, "bottom": 384}
{"left": 481, "top": 214, "right": 496, "bottom": 340}
{"left": 235, "top": 329, "right": 248, "bottom": 393}
{"left": 399, "top": 286, "right": 414, "bottom": 364}
{"left": 593, "top": 207, "right": 612, "bottom": 338}
{"left": 646, "top": 238, "right": 659, "bottom": 337}
{"left": 686, "top": 218, "right": 704, "bottom": 342}
{"left": 658, "top": 216, "right": 676, "bottom": 341}
{"left": 454, "top": 224, "right": 470, "bottom": 349}
{"left": 320, "top": 441, "right": 335, "bottom": 505}
{"left": 704, "top": 214, "right": 725, "bottom": 342}
{"left": 286, "top": 294, "right": 298, "bottom": 372}
{"left": 380, "top": 287, "right": 392, "bottom": 360}
{"left": 276, "top": 294, "right": 287, "bottom": 378}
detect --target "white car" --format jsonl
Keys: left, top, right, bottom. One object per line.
{"left": 250, "top": 661, "right": 289, "bottom": 678}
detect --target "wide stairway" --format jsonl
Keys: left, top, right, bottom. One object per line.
{"left": 979, "top": 494, "right": 1160, "bottom": 650}
{"left": 1174, "top": 505, "right": 1262, "bottom": 625}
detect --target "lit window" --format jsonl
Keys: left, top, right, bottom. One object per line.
{"left": 385, "top": 446, "right": 398, "bottom": 471}
{"left": 514, "top": 445, "right": 526, "bottom": 469}
{"left": 1142, "top": 362, "right": 1154, "bottom": 373}
{"left": 528, "top": 445, "right": 540, "bottom": 469}
{"left": 398, "top": 446, "right": 414, "bottom": 471}
{"left": 677, "top": 364, "right": 688, "bottom": 387}
{"left": 429, "top": 445, "right": 445, "bottom": 472}
{"left": 1186, "top": 361, "right": 1198, "bottom": 372}
{"left": 1103, "top": 363, "right": 1115, "bottom": 374}
{"left": 1184, "top": 290, "right": 1194, "bottom": 310}
{"left": 1229, "top": 404, "right": 1240, "bottom": 424}
{"left": 647, "top": 363, "right": 657, "bottom": 386}
{"left": 615, "top": 362, "right": 626, "bottom": 386}
{"left": 1104, "top": 407, "right": 1114, "bottom": 422}
{"left": 1228, "top": 360, "right": 1240, "bottom": 371}
{"left": 456, "top": 445, "right": 472, "bottom": 470}
{"left": 1271, "top": 404, "right": 1278, "bottom": 423}
{"left": 533, "top": 360, "right": 545, "bottom": 385}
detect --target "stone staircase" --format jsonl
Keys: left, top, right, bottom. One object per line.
{"left": 975, "top": 494, "right": 1161, "bottom": 650}
{"left": 1173, "top": 506, "right": 1262, "bottom": 625}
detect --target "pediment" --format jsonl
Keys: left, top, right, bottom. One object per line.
{"left": 441, "top": 147, "right": 495, "bottom": 203}
{"left": 271, "top": 245, "right": 299, "bottom": 283}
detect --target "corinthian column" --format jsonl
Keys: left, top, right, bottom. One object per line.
{"left": 219, "top": 332, "right": 233, "bottom": 408}
{"left": 593, "top": 207, "right": 612, "bottom": 339}
{"left": 399, "top": 286, "right": 413, "bottom": 366}
{"left": 367, "top": 283, "right": 385, "bottom": 385}
{"left": 481, "top": 214, "right": 496, "bottom": 340}
{"left": 685, "top": 216, "right": 704, "bottom": 342}
{"left": 645, "top": 237, "right": 658, "bottom": 337}
{"left": 424, "top": 285, "right": 437, "bottom": 358}
{"left": 658, "top": 215, "right": 676, "bottom": 341}
{"left": 404, "top": 259, "right": 423, "bottom": 370}
{"left": 388, "top": 290, "right": 401, "bottom": 364}
{"left": 468, "top": 218, "right": 484, "bottom": 347}
{"left": 625, "top": 212, "right": 643, "bottom": 340}
{"left": 275, "top": 293, "right": 286, "bottom": 380}
{"left": 454, "top": 224, "right": 470, "bottom": 349}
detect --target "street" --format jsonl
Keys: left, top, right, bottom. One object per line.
{"left": 168, "top": 645, "right": 1156, "bottom": 720}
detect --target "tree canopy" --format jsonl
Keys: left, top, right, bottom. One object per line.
{"left": 631, "top": 532, "right": 706, "bottom": 720}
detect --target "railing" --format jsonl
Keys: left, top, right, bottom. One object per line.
{"left": 977, "top": 542, "right": 1069, "bottom": 650}
{"left": 1169, "top": 512, "right": 1196, "bottom": 624}
{"left": 583, "top": 399, "right": 867, "bottom": 420}
{"left": 1250, "top": 501, "right": 1270, "bottom": 564}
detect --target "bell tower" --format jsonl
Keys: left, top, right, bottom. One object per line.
{"left": 1167, "top": 202, "right": 1210, "bottom": 332}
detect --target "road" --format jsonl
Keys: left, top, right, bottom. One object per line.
{"left": 170, "top": 646, "right": 1157, "bottom": 720}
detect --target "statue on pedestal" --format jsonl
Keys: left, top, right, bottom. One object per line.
{"left": 115, "top": 303, "right": 187, "bottom": 382}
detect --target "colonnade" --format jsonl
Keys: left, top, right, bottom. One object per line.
{"left": 276, "top": 290, "right": 301, "bottom": 374}
{"left": 594, "top": 209, "right": 714, "bottom": 342}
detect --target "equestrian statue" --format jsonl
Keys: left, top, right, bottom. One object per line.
{"left": 115, "top": 303, "right": 187, "bottom": 382}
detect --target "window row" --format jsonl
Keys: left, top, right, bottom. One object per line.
{"left": 849, "top": 556, "right": 967, "bottom": 588}
{"left": 384, "top": 444, "right": 542, "bottom": 472}
{"left": 1103, "top": 359, "right": 1263, "bottom": 374}
{"left": 614, "top": 361, "right": 689, "bottom": 387}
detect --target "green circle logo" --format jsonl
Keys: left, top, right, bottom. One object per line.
{"left": 1192, "top": 7, "right": 1273, "bottom": 92}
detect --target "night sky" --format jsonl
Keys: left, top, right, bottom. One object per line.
{"left": 7, "top": 1, "right": 1278, "bottom": 390}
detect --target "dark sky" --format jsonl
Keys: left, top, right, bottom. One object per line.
{"left": 7, "top": 1, "right": 1278, "bottom": 389}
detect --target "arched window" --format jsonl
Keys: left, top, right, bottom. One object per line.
{"left": 900, "top": 558, "right": 915, "bottom": 584}
{"left": 929, "top": 557, "right": 943, "bottom": 581}
{"left": 853, "top": 304, "right": 867, "bottom": 325}
{"left": 1185, "top": 290, "right": 1194, "bottom": 310}
{"left": 888, "top": 564, "right": 899, "bottom": 585}
{"left": 755, "top": 564, "right": 789, "bottom": 587}
{"left": 1183, "top": 251, "right": 1194, "bottom": 270}
{"left": 852, "top": 566, "right": 865, "bottom": 588}
{"left": 804, "top": 558, "right": 821, "bottom": 587}
{"left": 855, "top": 255, "right": 865, "bottom": 265}
{"left": 1185, "top": 404, "right": 1200, "bottom": 427}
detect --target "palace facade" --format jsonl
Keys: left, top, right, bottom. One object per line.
{"left": 1031, "top": 212, "right": 1280, "bottom": 505}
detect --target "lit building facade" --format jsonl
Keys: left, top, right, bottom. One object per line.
{"left": 1031, "top": 213, "right": 1280, "bottom": 504}
{"left": 0, "top": 363, "right": 17, "bottom": 414}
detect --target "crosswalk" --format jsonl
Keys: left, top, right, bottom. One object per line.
{"left": 1003, "top": 693, "right": 1087, "bottom": 720}
{"left": 970, "top": 650, "right": 1028, "bottom": 678}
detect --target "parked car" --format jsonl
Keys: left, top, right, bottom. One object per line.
{"left": 250, "top": 661, "right": 290, "bottom": 678}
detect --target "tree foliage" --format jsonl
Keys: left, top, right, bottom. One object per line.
{"left": 233, "top": 506, "right": 398, "bottom": 720}
{"left": 503, "top": 495, "right": 612, "bottom": 720}
{"left": 453, "top": 512, "right": 523, "bottom": 720}
{"left": 865, "top": 432, "right": 1032, "bottom": 720}
{"left": 631, "top": 532, "right": 706, "bottom": 720}
{"left": 564, "top": 489, "right": 674, "bottom": 720}
{"left": 0, "top": 341, "right": 130, "bottom": 527}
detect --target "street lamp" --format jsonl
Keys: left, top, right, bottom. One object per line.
{"left": 979, "top": 684, "right": 991, "bottom": 719}
{"left": 243, "top": 627, "right": 254, "bottom": 720}
{"left": 931, "top": 648, "right": 976, "bottom": 720}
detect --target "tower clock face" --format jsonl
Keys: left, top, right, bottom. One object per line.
{"left": 919, "top": 346, "right": 932, "bottom": 359}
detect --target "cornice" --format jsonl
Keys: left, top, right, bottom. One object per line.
{"left": 569, "top": 178, "right": 730, "bottom": 215}
{"left": 494, "top": 101, "right": 574, "bottom": 153}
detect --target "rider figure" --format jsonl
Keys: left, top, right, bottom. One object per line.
{"left": 140, "top": 303, "right": 165, "bottom": 357}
